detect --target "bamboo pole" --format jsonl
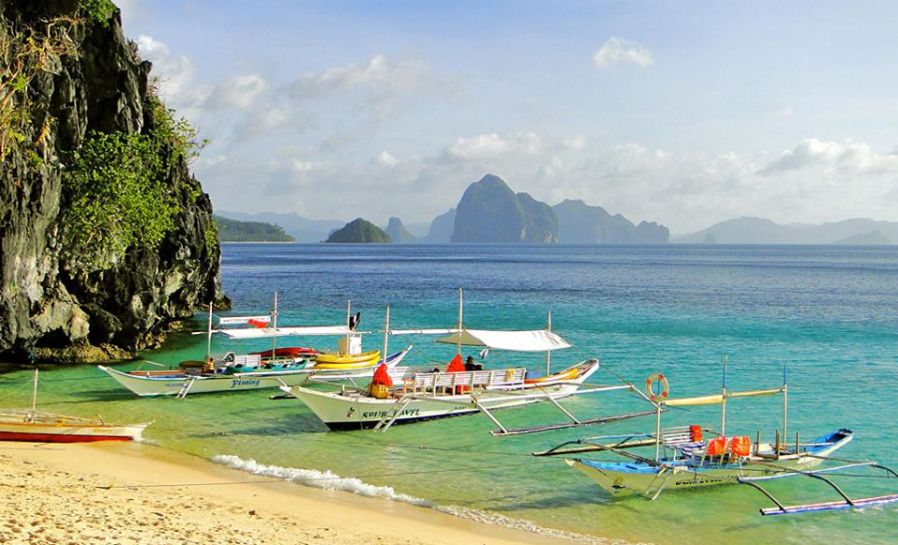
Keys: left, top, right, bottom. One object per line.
{"left": 720, "top": 354, "right": 728, "bottom": 437}
{"left": 206, "top": 302, "right": 213, "bottom": 360}
{"left": 545, "top": 310, "right": 552, "bottom": 376}
{"left": 456, "top": 288, "right": 463, "bottom": 355}
{"left": 30, "top": 368, "right": 38, "bottom": 415}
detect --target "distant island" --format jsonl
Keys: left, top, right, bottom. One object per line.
{"left": 325, "top": 218, "right": 391, "bottom": 243}
{"left": 219, "top": 173, "right": 669, "bottom": 245}
{"left": 675, "top": 217, "right": 898, "bottom": 245}
{"left": 213, "top": 215, "right": 294, "bottom": 242}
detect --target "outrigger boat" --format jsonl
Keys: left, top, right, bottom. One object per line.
{"left": 99, "top": 298, "right": 411, "bottom": 398}
{"left": 0, "top": 369, "right": 150, "bottom": 442}
{"left": 279, "top": 293, "right": 651, "bottom": 433}
{"left": 537, "top": 361, "right": 898, "bottom": 515}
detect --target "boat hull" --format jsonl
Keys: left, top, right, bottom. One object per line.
{"left": 285, "top": 360, "right": 599, "bottom": 429}
{"left": 567, "top": 429, "right": 853, "bottom": 498}
{"left": 98, "top": 347, "right": 411, "bottom": 397}
{"left": 0, "top": 420, "right": 149, "bottom": 443}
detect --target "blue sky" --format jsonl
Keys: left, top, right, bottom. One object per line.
{"left": 119, "top": 1, "right": 898, "bottom": 233}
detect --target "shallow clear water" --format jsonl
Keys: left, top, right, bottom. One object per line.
{"left": 3, "top": 243, "right": 897, "bottom": 544}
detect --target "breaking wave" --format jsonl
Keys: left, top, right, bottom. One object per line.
{"left": 211, "top": 454, "right": 636, "bottom": 545}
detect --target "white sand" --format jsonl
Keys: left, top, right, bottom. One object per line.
{"left": 0, "top": 441, "right": 601, "bottom": 545}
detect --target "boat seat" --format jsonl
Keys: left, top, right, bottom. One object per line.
{"left": 406, "top": 368, "right": 527, "bottom": 394}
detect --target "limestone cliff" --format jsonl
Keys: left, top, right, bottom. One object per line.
{"left": 450, "top": 175, "right": 558, "bottom": 243}
{"left": 553, "top": 199, "right": 669, "bottom": 244}
{"left": 0, "top": 0, "right": 227, "bottom": 363}
{"left": 384, "top": 217, "right": 416, "bottom": 243}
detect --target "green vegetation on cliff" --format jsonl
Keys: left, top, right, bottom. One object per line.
{"left": 325, "top": 218, "right": 391, "bottom": 243}
{"left": 214, "top": 215, "right": 295, "bottom": 242}
{"left": 0, "top": 1, "right": 226, "bottom": 363}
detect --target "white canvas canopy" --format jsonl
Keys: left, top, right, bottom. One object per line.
{"left": 435, "top": 329, "right": 571, "bottom": 352}
{"left": 216, "top": 325, "right": 353, "bottom": 340}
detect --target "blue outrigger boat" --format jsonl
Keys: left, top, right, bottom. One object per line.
{"left": 537, "top": 362, "right": 898, "bottom": 515}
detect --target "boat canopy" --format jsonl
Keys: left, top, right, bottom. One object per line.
{"left": 217, "top": 325, "right": 353, "bottom": 340}
{"left": 435, "top": 329, "right": 571, "bottom": 352}
{"left": 217, "top": 315, "right": 271, "bottom": 326}
{"left": 662, "top": 387, "right": 783, "bottom": 407}
{"left": 389, "top": 328, "right": 460, "bottom": 335}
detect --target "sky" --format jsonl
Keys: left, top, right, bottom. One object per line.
{"left": 118, "top": 0, "right": 898, "bottom": 234}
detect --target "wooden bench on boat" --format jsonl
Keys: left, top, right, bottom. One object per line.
{"left": 402, "top": 368, "right": 528, "bottom": 395}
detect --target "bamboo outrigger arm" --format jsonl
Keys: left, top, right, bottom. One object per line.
{"left": 738, "top": 461, "right": 898, "bottom": 515}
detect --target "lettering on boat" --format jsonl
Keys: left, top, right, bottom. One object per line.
{"left": 230, "top": 379, "right": 261, "bottom": 388}
{"left": 360, "top": 409, "right": 421, "bottom": 419}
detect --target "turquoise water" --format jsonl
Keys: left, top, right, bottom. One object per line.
{"left": 3, "top": 244, "right": 897, "bottom": 544}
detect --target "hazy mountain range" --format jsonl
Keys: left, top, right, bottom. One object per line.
{"left": 675, "top": 217, "right": 898, "bottom": 244}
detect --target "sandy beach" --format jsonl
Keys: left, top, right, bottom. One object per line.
{"left": 0, "top": 441, "right": 607, "bottom": 545}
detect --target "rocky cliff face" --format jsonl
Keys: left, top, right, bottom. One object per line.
{"left": 421, "top": 208, "right": 455, "bottom": 243}
{"left": 0, "top": 0, "right": 226, "bottom": 363}
{"left": 451, "top": 175, "right": 558, "bottom": 243}
{"left": 384, "top": 217, "right": 416, "bottom": 243}
{"left": 554, "top": 199, "right": 669, "bottom": 244}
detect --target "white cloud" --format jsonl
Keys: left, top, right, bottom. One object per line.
{"left": 136, "top": 35, "right": 196, "bottom": 100}
{"left": 562, "top": 135, "right": 586, "bottom": 150}
{"left": 289, "top": 54, "right": 437, "bottom": 102}
{"left": 593, "top": 36, "right": 653, "bottom": 68}
{"left": 758, "top": 139, "right": 898, "bottom": 176}
{"left": 374, "top": 151, "right": 400, "bottom": 168}
{"left": 206, "top": 74, "right": 269, "bottom": 110}
{"left": 445, "top": 132, "right": 542, "bottom": 161}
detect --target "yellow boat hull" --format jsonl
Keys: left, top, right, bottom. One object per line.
{"left": 314, "top": 350, "right": 381, "bottom": 369}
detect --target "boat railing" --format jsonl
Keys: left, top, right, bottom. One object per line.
{"left": 403, "top": 368, "right": 527, "bottom": 395}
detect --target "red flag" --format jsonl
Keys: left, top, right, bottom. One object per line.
{"left": 446, "top": 353, "right": 465, "bottom": 372}
{"left": 248, "top": 319, "right": 269, "bottom": 328}
{"left": 372, "top": 363, "right": 393, "bottom": 387}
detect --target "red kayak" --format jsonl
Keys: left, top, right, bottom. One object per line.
{"left": 252, "top": 346, "right": 319, "bottom": 358}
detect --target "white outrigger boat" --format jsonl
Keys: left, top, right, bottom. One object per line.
{"left": 0, "top": 369, "right": 150, "bottom": 442}
{"left": 99, "top": 298, "right": 411, "bottom": 398}
{"left": 279, "top": 294, "right": 651, "bottom": 433}
{"left": 538, "top": 362, "right": 898, "bottom": 515}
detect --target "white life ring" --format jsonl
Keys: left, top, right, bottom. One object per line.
{"left": 645, "top": 373, "right": 669, "bottom": 402}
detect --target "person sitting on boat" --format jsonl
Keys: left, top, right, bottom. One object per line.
{"left": 464, "top": 356, "right": 477, "bottom": 371}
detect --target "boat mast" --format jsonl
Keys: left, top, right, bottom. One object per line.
{"left": 654, "top": 398, "right": 662, "bottom": 461}
{"left": 206, "top": 301, "right": 213, "bottom": 360}
{"left": 782, "top": 362, "right": 788, "bottom": 447}
{"left": 345, "top": 299, "right": 352, "bottom": 354}
{"left": 720, "top": 354, "right": 728, "bottom": 436}
{"left": 382, "top": 305, "right": 390, "bottom": 365}
{"left": 456, "top": 288, "right": 463, "bottom": 355}
{"left": 545, "top": 310, "right": 552, "bottom": 376}
{"left": 271, "top": 291, "right": 279, "bottom": 358}
{"left": 30, "top": 367, "right": 38, "bottom": 415}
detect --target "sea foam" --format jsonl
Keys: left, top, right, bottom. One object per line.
{"left": 212, "top": 454, "right": 430, "bottom": 506}
{"left": 211, "top": 454, "right": 632, "bottom": 545}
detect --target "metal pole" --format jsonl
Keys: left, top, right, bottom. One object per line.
{"left": 545, "top": 310, "right": 552, "bottom": 376}
{"left": 654, "top": 402, "right": 662, "bottom": 461}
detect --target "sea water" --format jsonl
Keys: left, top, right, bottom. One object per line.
{"left": 2, "top": 243, "right": 897, "bottom": 544}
